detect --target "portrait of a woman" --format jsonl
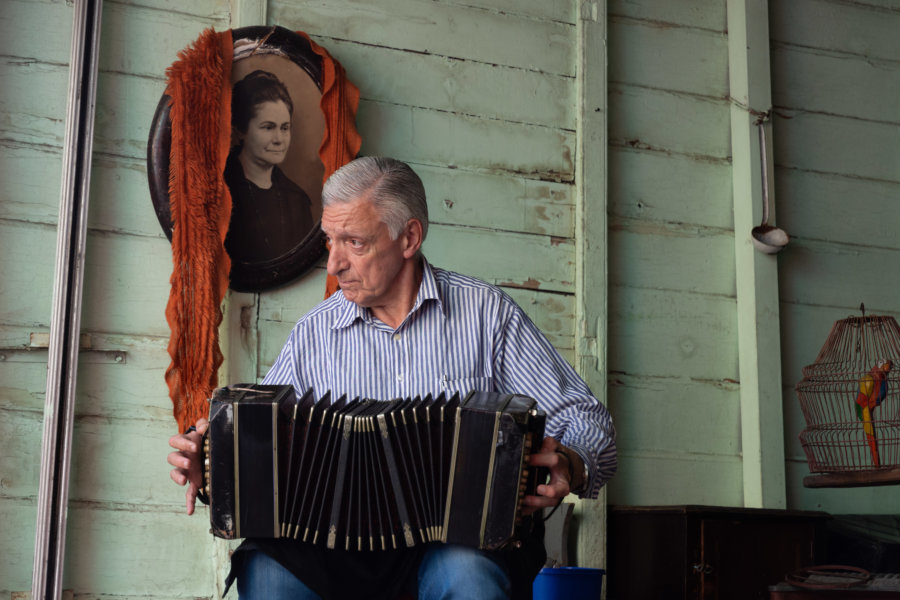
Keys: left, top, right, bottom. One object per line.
{"left": 224, "top": 69, "right": 314, "bottom": 264}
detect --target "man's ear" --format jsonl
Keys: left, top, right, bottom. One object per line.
{"left": 401, "top": 219, "right": 424, "bottom": 259}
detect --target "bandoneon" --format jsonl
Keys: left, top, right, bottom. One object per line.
{"left": 202, "top": 384, "right": 546, "bottom": 551}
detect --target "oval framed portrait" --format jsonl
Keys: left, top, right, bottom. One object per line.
{"left": 148, "top": 26, "right": 328, "bottom": 292}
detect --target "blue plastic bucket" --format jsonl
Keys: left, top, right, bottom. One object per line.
{"left": 533, "top": 567, "right": 605, "bottom": 599}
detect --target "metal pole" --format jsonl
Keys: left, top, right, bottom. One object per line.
{"left": 32, "top": 1, "right": 103, "bottom": 597}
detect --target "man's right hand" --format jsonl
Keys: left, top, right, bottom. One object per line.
{"left": 167, "top": 418, "right": 208, "bottom": 515}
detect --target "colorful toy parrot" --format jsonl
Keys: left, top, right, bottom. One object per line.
{"left": 855, "top": 359, "right": 892, "bottom": 466}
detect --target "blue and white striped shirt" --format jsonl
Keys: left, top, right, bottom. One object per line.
{"left": 262, "top": 259, "right": 616, "bottom": 497}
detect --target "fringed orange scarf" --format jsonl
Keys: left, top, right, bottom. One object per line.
{"left": 164, "top": 29, "right": 233, "bottom": 433}
{"left": 164, "top": 29, "right": 360, "bottom": 432}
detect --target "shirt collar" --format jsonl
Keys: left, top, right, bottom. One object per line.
{"left": 330, "top": 257, "right": 446, "bottom": 330}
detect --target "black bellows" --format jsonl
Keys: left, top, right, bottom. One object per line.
{"left": 203, "top": 384, "right": 546, "bottom": 551}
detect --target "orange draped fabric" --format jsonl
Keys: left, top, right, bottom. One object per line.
{"left": 164, "top": 29, "right": 234, "bottom": 433}
{"left": 164, "top": 29, "right": 360, "bottom": 432}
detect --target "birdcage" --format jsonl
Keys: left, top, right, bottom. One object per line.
{"left": 796, "top": 308, "right": 900, "bottom": 487}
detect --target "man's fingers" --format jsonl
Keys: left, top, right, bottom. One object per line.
{"left": 167, "top": 450, "right": 191, "bottom": 470}
{"left": 170, "top": 468, "right": 187, "bottom": 486}
{"left": 168, "top": 433, "right": 198, "bottom": 454}
{"left": 185, "top": 484, "right": 197, "bottom": 516}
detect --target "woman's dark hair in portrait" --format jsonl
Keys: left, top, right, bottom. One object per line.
{"left": 231, "top": 70, "right": 294, "bottom": 134}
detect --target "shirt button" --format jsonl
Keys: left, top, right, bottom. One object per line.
{"left": 393, "top": 333, "right": 401, "bottom": 341}
{"left": 396, "top": 373, "right": 403, "bottom": 381}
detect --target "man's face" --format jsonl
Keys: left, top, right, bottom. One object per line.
{"left": 322, "top": 195, "right": 409, "bottom": 310}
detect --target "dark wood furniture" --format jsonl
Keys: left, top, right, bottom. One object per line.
{"left": 607, "top": 505, "right": 829, "bottom": 600}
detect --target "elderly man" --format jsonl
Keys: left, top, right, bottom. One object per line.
{"left": 169, "top": 156, "right": 616, "bottom": 599}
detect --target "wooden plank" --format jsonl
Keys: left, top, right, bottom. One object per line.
{"left": 433, "top": 0, "right": 575, "bottom": 23}
{"left": 324, "top": 38, "right": 575, "bottom": 130}
{"left": 0, "top": 66, "right": 165, "bottom": 160}
{"left": 94, "top": 71, "right": 169, "bottom": 160}
{"left": 0, "top": 498, "right": 40, "bottom": 596}
{"left": 770, "top": 0, "right": 900, "bottom": 62}
{"left": 610, "top": 147, "right": 733, "bottom": 230}
{"left": 97, "top": 0, "right": 231, "bottom": 80}
{"left": 0, "top": 0, "right": 229, "bottom": 69}
{"left": 416, "top": 163, "right": 574, "bottom": 238}
{"left": 772, "top": 44, "right": 900, "bottom": 124}
{"left": 785, "top": 461, "right": 900, "bottom": 515}
{"left": 728, "top": 0, "right": 786, "bottom": 509}
{"left": 271, "top": 0, "right": 575, "bottom": 75}
{"left": 0, "top": 499, "right": 217, "bottom": 597}
{"left": 607, "top": 453, "right": 744, "bottom": 507}
{"left": 609, "top": 16, "right": 728, "bottom": 98}
{"left": 0, "top": 0, "right": 73, "bottom": 64}
{"left": 0, "top": 142, "right": 63, "bottom": 226}
{"left": 89, "top": 154, "right": 172, "bottom": 238}
{"left": 0, "top": 144, "right": 156, "bottom": 243}
{"left": 258, "top": 266, "right": 330, "bottom": 323}
{"left": 67, "top": 416, "right": 185, "bottom": 504}
{"left": 609, "top": 218, "right": 736, "bottom": 297}
{"left": 61, "top": 504, "right": 216, "bottom": 595}
{"left": 79, "top": 235, "right": 172, "bottom": 337}
{"left": 775, "top": 111, "right": 900, "bottom": 183}
{"left": 0, "top": 408, "right": 43, "bottom": 500}
{"left": 0, "top": 326, "right": 173, "bottom": 421}
{"left": 776, "top": 169, "right": 900, "bottom": 250}
{"left": 609, "top": 373, "right": 741, "bottom": 456}
{"left": 608, "top": 0, "right": 727, "bottom": 32}
{"left": 609, "top": 84, "right": 731, "bottom": 160}
{"left": 803, "top": 468, "right": 900, "bottom": 488}
{"left": 0, "top": 408, "right": 179, "bottom": 504}
{"left": 608, "top": 287, "right": 738, "bottom": 381}
{"left": 232, "top": 0, "right": 267, "bottom": 28}
{"left": 0, "top": 60, "right": 69, "bottom": 149}
{"left": 777, "top": 239, "right": 900, "bottom": 312}
{"left": 257, "top": 317, "right": 298, "bottom": 374}
{"left": 506, "top": 287, "right": 574, "bottom": 351}
{"left": 357, "top": 100, "right": 575, "bottom": 181}
{"left": 0, "top": 221, "right": 56, "bottom": 326}
{"left": 424, "top": 223, "right": 574, "bottom": 293}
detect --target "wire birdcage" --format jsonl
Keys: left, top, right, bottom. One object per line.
{"left": 796, "top": 309, "right": 900, "bottom": 481}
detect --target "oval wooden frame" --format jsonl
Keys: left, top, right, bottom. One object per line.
{"left": 147, "top": 26, "right": 328, "bottom": 293}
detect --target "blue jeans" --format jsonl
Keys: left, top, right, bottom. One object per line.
{"left": 236, "top": 545, "right": 511, "bottom": 599}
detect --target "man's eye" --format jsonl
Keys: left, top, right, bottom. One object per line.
{"left": 350, "top": 239, "right": 363, "bottom": 248}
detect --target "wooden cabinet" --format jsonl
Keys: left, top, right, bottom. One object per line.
{"left": 607, "top": 505, "right": 828, "bottom": 600}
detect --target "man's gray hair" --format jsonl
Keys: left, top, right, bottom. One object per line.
{"left": 322, "top": 156, "right": 429, "bottom": 241}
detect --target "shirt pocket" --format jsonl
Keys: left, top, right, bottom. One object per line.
{"left": 438, "top": 375, "right": 494, "bottom": 396}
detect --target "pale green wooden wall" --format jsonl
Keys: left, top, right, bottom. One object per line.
{"left": 604, "top": 0, "right": 744, "bottom": 506}
{"left": 0, "top": 0, "right": 236, "bottom": 596}
{"left": 1, "top": 0, "right": 898, "bottom": 597}
{"left": 771, "top": 0, "right": 900, "bottom": 513}
{"left": 604, "top": 0, "right": 900, "bottom": 513}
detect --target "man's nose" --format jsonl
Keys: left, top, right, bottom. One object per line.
{"left": 326, "top": 245, "right": 346, "bottom": 275}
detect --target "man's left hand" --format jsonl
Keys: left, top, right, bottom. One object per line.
{"left": 521, "top": 436, "right": 585, "bottom": 515}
